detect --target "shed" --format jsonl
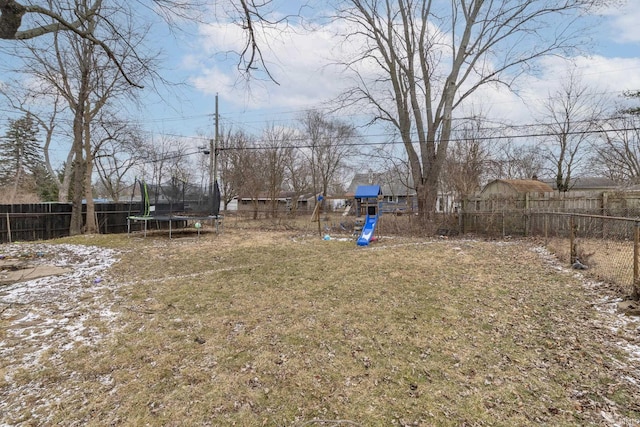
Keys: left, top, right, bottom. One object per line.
{"left": 481, "top": 179, "right": 553, "bottom": 198}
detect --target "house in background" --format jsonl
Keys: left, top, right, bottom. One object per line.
{"left": 542, "top": 177, "right": 618, "bottom": 195}
{"left": 469, "top": 176, "right": 640, "bottom": 216}
{"left": 347, "top": 171, "right": 456, "bottom": 213}
{"left": 235, "top": 191, "right": 315, "bottom": 213}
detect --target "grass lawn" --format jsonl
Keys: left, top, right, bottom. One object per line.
{"left": 2, "top": 226, "right": 640, "bottom": 426}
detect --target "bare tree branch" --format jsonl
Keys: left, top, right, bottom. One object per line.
{"left": 1, "top": 0, "right": 294, "bottom": 86}
{"left": 333, "top": 0, "right": 611, "bottom": 217}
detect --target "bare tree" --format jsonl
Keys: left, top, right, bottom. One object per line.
{"left": 1, "top": 0, "right": 156, "bottom": 87}
{"left": 536, "top": 70, "right": 608, "bottom": 193}
{"left": 282, "top": 145, "right": 312, "bottom": 215}
{"left": 590, "top": 91, "right": 640, "bottom": 183}
{"left": 620, "top": 90, "right": 640, "bottom": 116}
{"left": 4, "top": 0, "right": 157, "bottom": 234}
{"left": 334, "top": 0, "right": 609, "bottom": 218}
{"left": 368, "top": 143, "right": 414, "bottom": 207}
{"left": 261, "top": 123, "right": 294, "bottom": 217}
{"left": 486, "top": 139, "right": 544, "bottom": 181}
{"left": 191, "top": 138, "right": 211, "bottom": 206}
{"left": 218, "top": 129, "right": 263, "bottom": 217}
{"left": 93, "top": 119, "right": 146, "bottom": 202}
{"left": 217, "top": 128, "right": 239, "bottom": 210}
{"left": 225, "top": 130, "right": 266, "bottom": 219}
{"left": 442, "top": 118, "right": 491, "bottom": 201}
{"left": 299, "top": 110, "right": 357, "bottom": 197}
{"left": 589, "top": 115, "right": 640, "bottom": 183}
{"left": 137, "top": 134, "right": 189, "bottom": 205}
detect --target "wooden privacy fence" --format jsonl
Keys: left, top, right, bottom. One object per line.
{"left": 461, "top": 208, "right": 640, "bottom": 238}
{"left": 0, "top": 203, "right": 139, "bottom": 244}
{"left": 466, "top": 189, "right": 640, "bottom": 214}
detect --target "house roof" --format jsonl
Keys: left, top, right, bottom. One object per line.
{"left": 542, "top": 177, "right": 618, "bottom": 191}
{"left": 348, "top": 172, "right": 414, "bottom": 196}
{"left": 355, "top": 185, "right": 382, "bottom": 198}
{"left": 237, "top": 192, "right": 314, "bottom": 201}
{"left": 482, "top": 179, "right": 553, "bottom": 194}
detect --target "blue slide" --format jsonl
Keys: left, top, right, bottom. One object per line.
{"left": 357, "top": 214, "right": 378, "bottom": 246}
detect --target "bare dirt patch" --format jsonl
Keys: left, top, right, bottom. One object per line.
{"left": 1, "top": 257, "right": 71, "bottom": 286}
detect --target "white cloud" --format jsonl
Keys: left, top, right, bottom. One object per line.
{"left": 525, "top": 55, "right": 640, "bottom": 100}
{"left": 187, "top": 19, "right": 372, "bottom": 112}
{"left": 183, "top": 7, "right": 640, "bottom": 130}
{"left": 600, "top": 2, "right": 640, "bottom": 44}
{"left": 571, "top": 55, "right": 640, "bottom": 92}
{"left": 460, "top": 54, "right": 640, "bottom": 126}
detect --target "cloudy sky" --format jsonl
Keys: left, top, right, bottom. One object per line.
{"left": 138, "top": 0, "right": 640, "bottom": 145}
{"left": 1, "top": 0, "right": 639, "bottom": 158}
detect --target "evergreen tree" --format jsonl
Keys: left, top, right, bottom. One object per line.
{"left": 0, "top": 113, "right": 46, "bottom": 201}
{"left": 33, "top": 164, "right": 59, "bottom": 201}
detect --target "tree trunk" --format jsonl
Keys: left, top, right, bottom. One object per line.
{"left": 415, "top": 181, "right": 438, "bottom": 222}
{"left": 83, "top": 161, "right": 96, "bottom": 233}
{"left": 69, "top": 62, "right": 90, "bottom": 236}
{"left": 69, "top": 105, "right": 85, "bottom": 236}
{"left": 10, "top": 165, "right": 22, "bottom": 204}
{"left": 57, "top": 178, "right": 70, "bottom": 203}
{"left": 83, "top": 104, "right": 97, "bottom": 233}
{"left": 69, "top": 152, "right": 85, "bottom": 236}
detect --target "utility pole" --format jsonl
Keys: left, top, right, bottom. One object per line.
{"left": 214, "top": 93, "right": 219, "bottom": 184}
{"left": 209, "top": 136, "right": 214, "bottom": 211}
{"left": 208, "top": 94, "right": 219, "bottom": 212}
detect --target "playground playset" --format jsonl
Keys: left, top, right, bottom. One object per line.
{"left": 353, "top": 185, "right": 382, "bottom": 246}
{"left": 309, "top": 185, "right": 382, "bottom": 246}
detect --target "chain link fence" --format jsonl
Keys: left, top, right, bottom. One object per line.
{"left": 462, "top": 209, "right": 640, "bottom": 299}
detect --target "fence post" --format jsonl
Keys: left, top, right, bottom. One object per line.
{"left": 634, "top": 222, "right": 640, "bottom": 300}
{"left": 6, "top": 212, "right": 11, "bottom": 243}
{"left": 544, "top": 212, "right": 548, "bottom": 245}
{"left": 459, "top": 200, "right": 464, "bottom": 235}
{"left": 570, "top": 215, "right": 576, "bottom": 264}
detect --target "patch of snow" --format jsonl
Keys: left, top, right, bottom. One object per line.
{"left": 625, "top": 375, "right": 639, "bottom": 386}
{"left": 0, "top": 242, "right": 120, "bottom": 423}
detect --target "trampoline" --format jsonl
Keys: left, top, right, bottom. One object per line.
{"left": 127, "top": 179, "right": 223, "bottom": 239}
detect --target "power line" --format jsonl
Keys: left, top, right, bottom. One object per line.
{"left": 214, "top": 125, "right": 640, "bottom": 151}
{"left": 2, "top": 101, "right": 640, "bottom": 154}
{"left": 2, "top": 85, "right": 638, "bottom": 130}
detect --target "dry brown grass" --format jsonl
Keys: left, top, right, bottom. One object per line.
{"left": 2, "top": 226, "right": 640, "bottom": 426}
